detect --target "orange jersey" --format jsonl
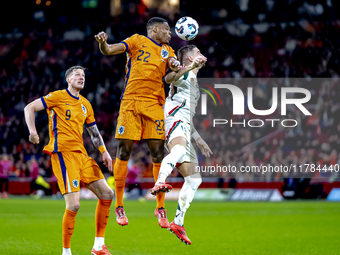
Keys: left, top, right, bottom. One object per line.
{"left": 41, "top": 89, "right": 96, "bottom": 155}
{"left": 120, "top": 34, "right": 176, "bottom": 104}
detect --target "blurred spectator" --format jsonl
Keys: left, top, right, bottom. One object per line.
{"left": 0, "top": 154, "right": 12, "bottom": 199}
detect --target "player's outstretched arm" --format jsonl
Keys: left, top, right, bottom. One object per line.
{"left": 24, "top": 99, "right": 45, "bottom": 144}
{"left": 94, "top": 31, "right": 125, "bottom": 55}
{"left": 165, "top": 56, "right": 207, "bottom": 84}
{"left": 86, "top": 124, "right": 113, "bottom": 172}
{"left": 191, "top": 123, "right": 213, "bottom": 157}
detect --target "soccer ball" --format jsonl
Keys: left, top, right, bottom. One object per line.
{"left": 175, "top": 17, "right": 199, "bottom": 41}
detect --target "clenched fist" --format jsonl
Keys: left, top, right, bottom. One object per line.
{"left": 94, "top": 32, "right": 108, "bottom": 44}
{"left": 29, "top": 133, "right": 40, "bottom": 144}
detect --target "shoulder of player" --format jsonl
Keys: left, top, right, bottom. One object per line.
{"left": 79, "top": 95, "right": 94, "bottom": 110}
{"left": 127, "top": 33, "right": 144, "bottom": 42}
{"left": 44, "top": 89, "right": 64, "bottom": 98}
{"left": 79, "top": 95, "right": 92, "bottom": 105}
{"left": 163, "top": 44, "right": 174, "bottom": 51}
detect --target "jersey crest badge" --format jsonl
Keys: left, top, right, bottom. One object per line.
{"left": 161, "top": 49, "right": 169, "bottom": 59}
{"left": 118, "top": 126, "right": 125, "bottom": 135}
{"left": 72, "top": 179, "right": 79, "bottom": 188}
{"left": 81, "top": 104, "right": 87, "bottom": 115}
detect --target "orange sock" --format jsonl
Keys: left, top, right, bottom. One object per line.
{"left": 153, "top": 163, "right": 165, "bottom": 209}
{"left": 95, "top": 199, "right": 112, "bottom": 237}
{"left": 114, "top": 158, "right": 128, "bottom": 208}
{"left": 62, "top": 209, "right": 77, "bottom": 248}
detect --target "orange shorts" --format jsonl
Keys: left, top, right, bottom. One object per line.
{"left": 51, "top": 151, "right": 104, "bottom": 195}
{"left": 115, "top": 99, "right": 165, "bottom": 140}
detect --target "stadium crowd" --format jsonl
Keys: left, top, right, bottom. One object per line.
{"left": 1, "top": 0, "right": 340, "bottom": 197}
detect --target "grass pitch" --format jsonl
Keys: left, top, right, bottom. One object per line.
{"left": 0, "top": 199, "right": 339, "bottom": 255}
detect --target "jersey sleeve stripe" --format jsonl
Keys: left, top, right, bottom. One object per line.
{"left": 85, "top": 121, "right": 96, "bottom": 127}
{"left": 41, "top": 97, "right": 47, "bottom": 109}
{"left": 57, "top": 152, "right": 67, "bottom": 193}
{"left": 120, "top": 55, "right": 132, "bottom": 99}
{"left": 121, "top": 42, "right": 129, "bottom": 52}
{"left": 51, "top": 110, "right": 58, "bottom": 152}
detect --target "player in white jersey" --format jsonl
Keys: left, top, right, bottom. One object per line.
{"left": 150, "top": 45, "right": 212, "bottom": 245}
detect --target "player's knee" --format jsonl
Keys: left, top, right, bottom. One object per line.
{"left": 171, "top": 144, "right": 186, "bottom": 156}
{"left": 150, "top": 151, "right": 164, "bottom": 163}
{"left": 117, "top": 148, "right": 131, "bottom": 161}
{"left": 105, "top": 189, "right": 114, "bottom": 200}
{"left": 67, "top": 202, "right": 80, "bottom": 212}
{"left": 186, "top": 174, "right": 202, "bottom": 190}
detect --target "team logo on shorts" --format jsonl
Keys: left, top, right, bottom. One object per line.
{"left": 45, "top": 93, "right": 52, "bottom": 98}
{"left": 118, "top": 126, "right": 125, "bottom": 135}
{"left": 161, "top": 49, "right": 169, "bottom": 59}
{"left": 81, "top": 104, "right": 87, "bottom": 115}
{"left": 72, "top": 179, "right": 79, "bottom": 188}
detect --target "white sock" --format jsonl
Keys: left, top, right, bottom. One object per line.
{"left": 174, "top": 173, "right": 202, "bottom": 226}
{"left": 157, "top": 144, "right": 186, "bottom": 183}
{"left": 62, "top": 248, "right": 72, "bottom": 255}
{"left": 93, "top": 237, "right": 105, "bottom": 251}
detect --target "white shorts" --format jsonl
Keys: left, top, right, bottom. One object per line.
{"left": 165, "top": 116, "right": 198, "bottom": 164}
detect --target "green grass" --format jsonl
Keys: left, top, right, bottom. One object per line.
{"left": 0, "top": 199, "right": 339, "bottom": 255}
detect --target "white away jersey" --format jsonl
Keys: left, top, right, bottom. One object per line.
{"left": 164, "top": 71, "right": 199, "bottom": 123}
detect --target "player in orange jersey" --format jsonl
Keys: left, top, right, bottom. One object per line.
{"left": 24, "top": 66, "right": 114, "bottom": 255}
{"left": 95, "top": 17, "right": 180, "bottom": 229}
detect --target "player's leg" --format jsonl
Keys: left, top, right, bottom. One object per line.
{"left": 114, "top": 100, "right": 142, "bottom": 225}
{"left": 113, "top": 139, "right": 134, "bottom": 226}
{"left": 150, "top": 118, "right": 188, "bottom": 195}
{"left": 86, "top": 179, "right": 114, "bottom": 255}
{"left": 63, "top": 192, "right": 80, "bottom": 255}
{"left": 146, "top": 138, "right": 165, "bottom": 205}
{"left": 175, "top": 162, "right": 202, "bottom": 226}
{"left": 150, "top": 136, "right": 187, "bottom": 196}
{"left": 141, "top": 100, "right": 171, "bottom": 228}
{"left": 169, "top": 162, "right": 202, "bottom": 245}
{"left": 51, "top": 152, "right": 82, "bottom": 255}
{"left": 146, "top": 139, "right": 171, "bottom": 228}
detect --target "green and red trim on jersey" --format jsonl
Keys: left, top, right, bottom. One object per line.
{"left": 168, "top": 99, "right": 186, "bottom": 117}
{"left": 165, "top": 120, "right": 183, "bottom": 144}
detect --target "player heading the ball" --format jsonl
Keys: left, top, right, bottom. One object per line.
{"left": 95, "top": 17, "right": 181, "bottom": 229}
{"left": 150, "top": 45, "right": 212, "bottom": 245}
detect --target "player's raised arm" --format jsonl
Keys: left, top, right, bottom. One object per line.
{"left": 94, "top": 31, "right": 125, "bottom": 56}
{"left": 191, "top": 122, "right": 213, "bottom": 157}
{"left": 165, "top": 56, "right": 207, "bottom": 84}
{"left": 24, "top": 98, "right": 46, "bottom": 144}
{"left": 86, "top": 124, "right": 113, "bottom": 172}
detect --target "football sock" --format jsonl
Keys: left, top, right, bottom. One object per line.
{"left": 174, "top": 173, "right": 202, "bottom": 226}
{"left": 93, "top": 199, "right": 112, "bottom": 250}
{"left": 62, "top": 247, "right": 72, "bottom": 255}
{"left": 62, "top": 209, "right": 77, "bottom": 249}
{"left": 93, "top": 237, "right": 105, "bottom": 251}
{"left": 153, "top": 163, "right": 165, "bottom": 209}
{"left": 157, "top": 144, "right": 186, "bottom": 183}
{"left": 114, "top": 158, "right": 128, "bottom": 208}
